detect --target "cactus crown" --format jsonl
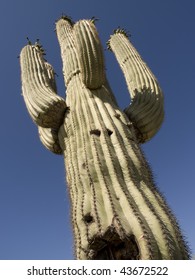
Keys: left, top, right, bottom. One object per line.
{"left": 107, "top": 28, "right": 131, "bottom": 50}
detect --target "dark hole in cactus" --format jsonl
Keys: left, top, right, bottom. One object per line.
{"left": 114, "top": 113, "right": 121, "bottom": 119}
{"left": 84, "top": 213, "right": 94, "bottom": 224}
{"left": 64, "top": 106, "right": 70, "bottom": 116}
{"left": 107, "top": 128, "right": 113, "bottom": 136}
{"left": 89, "top": 230, "right": 140, "bottom": 260}
{"left": 93, "top": 235, "right": 139, "bottom": 260}
{"left": 90, "top": 129, "right": 101, "bottom": 136}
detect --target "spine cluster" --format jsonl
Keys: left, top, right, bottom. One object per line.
{"left": 20, "top": 17, "right": 190, "bottom": 260}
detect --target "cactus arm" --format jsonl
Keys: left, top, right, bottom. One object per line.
{"left": 20, "top": 44, "right": 66, "bottom": 128}
{"left": 56, "top": 18, "right": 80, "bottom": 87}
{"left": 107, "top": 30, "right": 164, "bottom": 143}
{"left": 38, "top": 127, "right": 63, "bottom": 154}
{"left": 73, "top": 20, "right": 106, "bottom": 89}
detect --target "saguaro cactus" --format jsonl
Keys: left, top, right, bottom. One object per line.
{"left": 20, "top": 16, "right": 190, "bottom": 260}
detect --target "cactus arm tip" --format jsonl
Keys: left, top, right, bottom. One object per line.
{"left": 107, "top": 27, "right": 131, "bottom": 50}
{"left": 56, "top": 14, "right": 75, "bottom": 25}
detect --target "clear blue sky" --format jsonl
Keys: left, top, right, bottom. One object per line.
{"left": 0, "top": 0, "right": 194, "bottom": 259}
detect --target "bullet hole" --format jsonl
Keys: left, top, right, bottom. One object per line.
{"left": 82, "top": 162, "right": 86, "bottom": 169}
{"left": 112, "top": 236, "right": 140, "bottom": 260}
{"left": 114, "top": 113, "right": 121, "bottom": 119}
{"left": 90, "top": 129, "right": 101, "bottom": 136}
{"left": 84, "top": 213, "right": 94, "bottom": 224}
{"left": 107, "top": 128, "right": 113, "bottom": 136}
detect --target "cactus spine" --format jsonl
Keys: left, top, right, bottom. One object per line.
{"left": 20, "top": 16, "right": 190, "bottom": 260}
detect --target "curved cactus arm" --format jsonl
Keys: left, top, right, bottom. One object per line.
{"left": 20, "top": 44, "right": 67, "bottom": 128}
{"left": 73, "top": 19, "right": 106, "bottom": 89}
{"left": 38, "top": 126, "right": 63, "bottom": 154}
{"left": 107, "top": 30, "right": 164, "bottom": 143}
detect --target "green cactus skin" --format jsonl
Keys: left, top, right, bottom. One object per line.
{"left": 20, "top": 17, "right": 190, "bottom": 260}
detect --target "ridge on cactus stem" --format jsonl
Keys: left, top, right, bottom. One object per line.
{"left": 19, "top": 16, "right": 190, "bottom": 260}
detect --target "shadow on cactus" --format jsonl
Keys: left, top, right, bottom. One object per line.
{"left": 19, "top": 16, "right": 190, "bottom": 260}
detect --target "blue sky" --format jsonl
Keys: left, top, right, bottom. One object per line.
{"left": 0, "top": 0, "right": 194, "bottom": 259}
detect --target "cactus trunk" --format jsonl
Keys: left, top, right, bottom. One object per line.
{"left": 20, "top": 16, "right": 190, "bottom": 259}
{"left": 57, "top": 74, "right": 188, "bottom": 260}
